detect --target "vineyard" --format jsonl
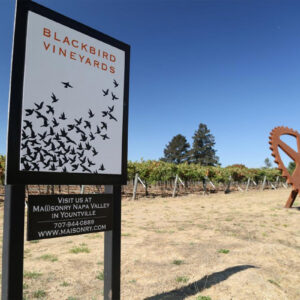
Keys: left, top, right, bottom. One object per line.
{"left": 127, "top": 161, "right": 282, "bottom": 183}
{"left": 0, "top": 160, "right": 286, "bottom": 200}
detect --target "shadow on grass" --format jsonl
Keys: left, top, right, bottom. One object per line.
{"left": 144, "top": 264, "right": 256, "bottom": 300}
{"left": 291, "top": 206, "right": 300, "bottom": 211}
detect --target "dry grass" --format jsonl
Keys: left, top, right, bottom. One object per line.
{"left": 0, "top": 188, "right": 299, "bottom": 299}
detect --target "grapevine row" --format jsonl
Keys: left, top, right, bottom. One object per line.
{"left": 128, "top": 161, "right": 282, "bottom": 184}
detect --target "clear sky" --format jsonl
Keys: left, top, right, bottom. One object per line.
{"left": 1, "top": 0, "right": 300, "bottom": 168}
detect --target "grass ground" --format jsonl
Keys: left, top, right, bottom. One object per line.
{"left": 0, "top": 188, "right": 299, "bottom": 299}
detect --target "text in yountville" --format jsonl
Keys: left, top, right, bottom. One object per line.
{"left": 27, "top": 194, "right": 113, "bottom": 240}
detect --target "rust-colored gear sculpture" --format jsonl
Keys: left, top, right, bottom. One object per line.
{"left": 269, "top": 126, "right": 300, "bottom": 208}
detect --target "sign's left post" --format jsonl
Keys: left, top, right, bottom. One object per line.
{"left": 2, "top": 185, "right": 25, "bottom": 300}
{"left": 2, "top": 0, "right": 29, "bottom": 299}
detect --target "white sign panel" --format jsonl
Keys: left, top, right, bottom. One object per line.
{"left": 20, "top": 11, "right": 125, "bottom": 175}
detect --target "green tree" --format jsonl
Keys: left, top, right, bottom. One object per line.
{"left": 288, "top": 161, "right": 296, "bottom": 174}
{"left": 161, "top": 134, "right": 190, "bottom": 164}
{"left": 264, "top": 158, "right": 272, "bottom": 169}
{"left": 190, "top": 123, "right": 219, "bottom": 166}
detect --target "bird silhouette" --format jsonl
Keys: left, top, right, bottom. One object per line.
{"left": 102, "top": 111, "right": 108, "bottom": 117}
{"left": 87, "top": 159, "right": 95, "bottom": 167}
{"left": 101, "top": 122, "right": 107, "bottom": 130}
{"left": 113, "top": 79, "right": 119, "bottom": 88}
{"left": 102, "top": 89, "right": 109, "bottom": 96}
{"left": 84, "top": 120, "right": 91, "bottom": 129}
{"left": 33, "top": 146, "right": 42, "bottom": 153}
{"left": 57, "top": 141, "right": 65, "bottom": 150}
{"left": 85, "top": 142, "right": 92, "bottom": 150}
{"left": 38, "top": 131, "right": 47, "bottom": 140}
{"left": 32, "top": 162, "right": 40, "bottom": 171}
{"left": 66, "top": 136, "right": 76, "bottom": 145}
{"left": 25, "top": 109, "right": 34, "bottom": 116}
{"left": 78, "top": 150, "right": 85, "bottom": 158}
{"left": 22, "top": 130, "right": 29, "bottom": 140}
{"left": 92, "top": 147, "right": 98, "bottom": 156}
{"left": 80, "top": 134, "right": 87, "bottom": 142}
{"left": 81, "top": 164, "right": 91, "bottom": 173}
{"left": 69, "top": 156, "right": 76, "bottom": 164}
{"left": 59, "top": 112, "right": 67, "bottom": 120}
{"left": 58, "top": 159, "right": 64, "bottom": 167}
{"left": 99, "top": 164, "right": 105, "bottom": 171}
{"left": 41, "top": 119, "right": 49, "bottom": 127}
{"left": 72, "top": 164, "right": 79, "bottom": 171}
{"left": 61, "top": 81, "right": 73, "bottom": 88}
{"left": 75, "top": 126, "right": 85, "bottom": 134}
{"left": 75, "top": 117, "right": 82, "bottom": 125}
{"left": 108, "top": 105, "right": 114, "bottom": 113}
{"left": 95, "top": 126, "right": 101, "bottom": 135}
{"left": 78, "top": 143, "right": 83, "bottom": 150}
{"left": 88, "top": 109, "right": 95, "bottom": 118}
{"left": 21, "top": 141, "right": 29, "bottom": 149}
{"left": 39, "top": 153, "right": 45, "bottom": 163}
{"left": 89, "top": 132, "right": 95, "bottom": 140}
{"left": 63, "top": 156, "right": 69, "bottom": 164}
{"left": 23, "top": 120, "right": 33, "bottom": 130}
{"left": 48, "top": 127, "right": 55, "bottom": 136}
{"left": 26, "top": 147, "right": 32, "bottom": 156}
{"left": 55, "top": 150, "right": 64, "bottom": 156}
{"left": 43, "top": 159, "right": 51, "bottom": 168}
{"left": 42, "top": 149, "right": 52, "bottom": 158}
{"left": 23, "top": 161, "right": 31, "bottom": 171}
{"left": 111, "top": 92, "right": 119, "bottom": 101}
{"left": 34, "top": 101, "right": 44, "bottom": 110}
{"left": 62, "top": 166, "right": 67, "bottom": 172}
{"left": 29, "top": 152, "right": 38, "bottom": 162}
{"left": 101, "top": 134, "right": 109, "bottom": 140}
{"left": 51, "top": 92, "right": 59, "bottom": 103}
{"left": 30, "top": 130, "right": 37, "bottom": 139}
{"left": 52, "top": 118, "right": 59, "bottom": 127}
{"left": 60, "top": 128, "right": 67, "bottom": 137}
{"left": 108, "top": 113, "right": 117, "bottom": 122}
{"left": 67, "top": 124, "right": 75, "bottom": 131}
{"left": 50, "top": 163, "right": 56, "bottom": 171}
{"left": 29, "top": 140, "right": 39, "bottom": 146}
{"left": 64, "top": 145, "right": 71, "bottom": 154}
{"left": 79, "top": 157, "right": 86, "bottom": 164}
{"left": 70, "top": 148, "right": 76, "bottom": 155}
{"left": 43, "top": 138, "right": 52, "bottom": 147}
{"left": 54, "top": 133, "right": 61, "bottom": 141}
{"left": 50, "top": 142, "right": 56, "bottom": 152}
{"left": 46, "top": 105, "right": 54, "bottom": 115}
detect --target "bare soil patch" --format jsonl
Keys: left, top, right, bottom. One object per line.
{"left": 0, "top": 188, "right": 299, "bottom": 299}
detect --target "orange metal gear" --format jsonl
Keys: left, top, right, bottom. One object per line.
{"left": 269, "top": 126, "right": 300, "bottom": 190}
{"left": 269, "top": 126, "right": 300, "bottom": 207}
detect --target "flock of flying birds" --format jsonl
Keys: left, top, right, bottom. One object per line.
{"left": 20, "top": 79, "right": 120, "bottom": 174}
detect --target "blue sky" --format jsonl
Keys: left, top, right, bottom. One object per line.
{"left": 1, "top": 0, "right": 300, "bottom": 167}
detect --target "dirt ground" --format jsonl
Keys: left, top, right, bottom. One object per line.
{"left": 0, "top": 188, "right": 299, "bottom": 300}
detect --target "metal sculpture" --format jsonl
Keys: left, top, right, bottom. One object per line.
{"left": 269, "top": 126, "right": 300, "bottom": 208}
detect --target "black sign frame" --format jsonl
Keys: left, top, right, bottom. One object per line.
{"left": 5, "top": 0, "right": 130, "bottom": 185}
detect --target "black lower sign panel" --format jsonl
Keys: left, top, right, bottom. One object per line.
{"left": 27, "top": 194, "right": 113, "bottom": 240}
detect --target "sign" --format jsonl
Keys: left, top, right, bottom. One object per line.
{"left": 27, "top": 194, "right": 113, "bottom": 240}
{"left": 6, "top": 1, "right": 130, "bottom": 185}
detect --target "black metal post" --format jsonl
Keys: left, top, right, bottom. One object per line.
{"left": 104, "top": 185, "right": 121, "bottom": 300}
{"left": 2, "top": 184, "right": 26, "bottom": 300}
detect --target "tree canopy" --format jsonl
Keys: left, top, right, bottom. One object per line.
{"left": 190, "top": 123, "right": 219, "bottom": 166}
{"left": 161, "top": 134, "right": 190, "bottom": 164}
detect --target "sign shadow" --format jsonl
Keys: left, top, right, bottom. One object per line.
{"left": 144, "top": 264, "right": 257, "bottom": 300}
